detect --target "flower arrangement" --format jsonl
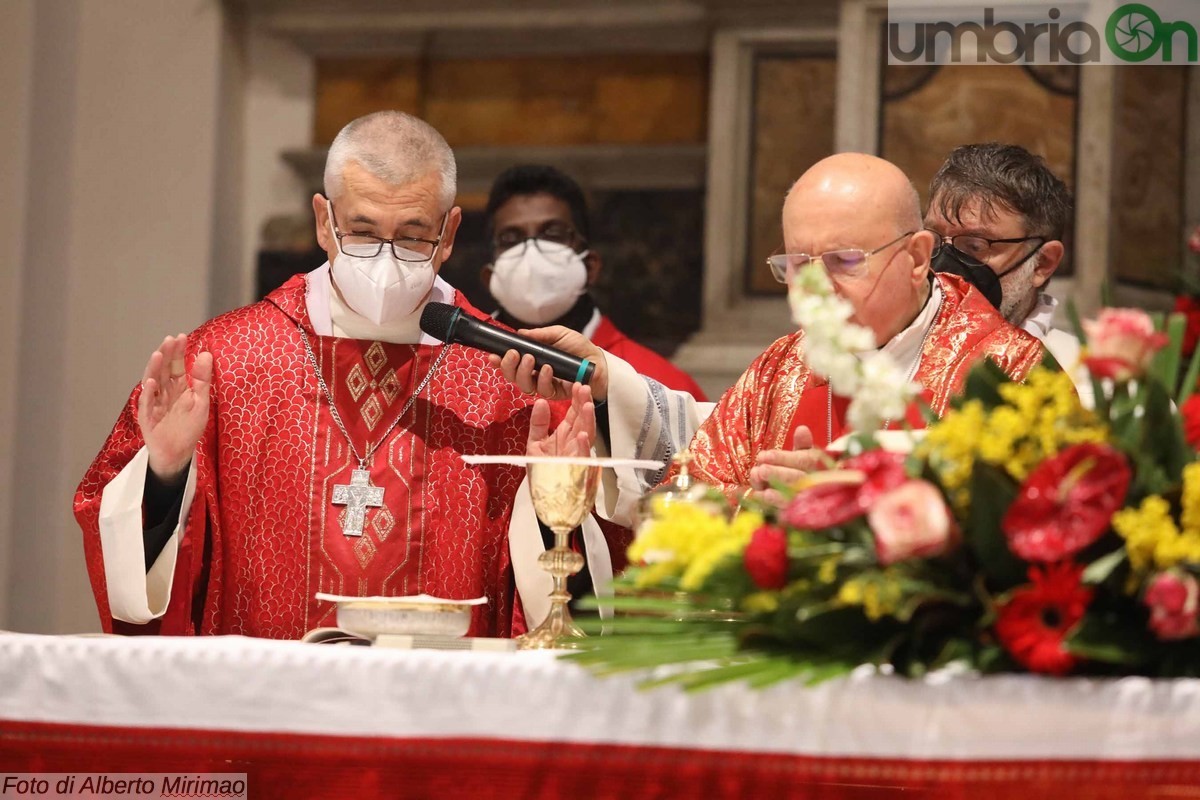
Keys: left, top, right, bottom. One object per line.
{"left": 1171, "top": 224, "right": 1200, "bottom": 359}
{"left": 568, "top": 285, "right": 1200, "bottom": 687}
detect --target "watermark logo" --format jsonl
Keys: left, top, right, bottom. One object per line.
{"left": 887, "top": 1, "right": 1200, "bottom": 65}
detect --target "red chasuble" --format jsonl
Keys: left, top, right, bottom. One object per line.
{"left": 75, "top": 276, "right": 541, "bottom": 639}
{"left": 679, "top": 273, "right": 1045, "bottom": 496}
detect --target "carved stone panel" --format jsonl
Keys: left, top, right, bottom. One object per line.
{"left": 879, "top": 63, "right": 1078, "bottom": 274}
{"left": 745, "top": 54, "right": 838, "bottom": 296}
{"left": 1111, "top": 67, "right": 1188, "bottom": 291}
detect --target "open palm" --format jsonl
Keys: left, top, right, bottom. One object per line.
{"left": 138, "top": 334, "right": 213, "bottom": 481}
{"left": 526, "top": 383, "right": 596, "bottom": 457}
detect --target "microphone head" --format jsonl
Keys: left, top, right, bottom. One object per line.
{"left": 419, "top": 301, "right": 459, "bottom": 343}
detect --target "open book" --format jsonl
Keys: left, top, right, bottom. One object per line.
{"left": 304, "top": 593, "right": 516, "bottom": 651}
{"left": 300, "top": 627, "right": 517, "bottom": 651}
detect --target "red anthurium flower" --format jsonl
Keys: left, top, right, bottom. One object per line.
{"left": 1182, "top": 393, "right": 1200, "bottom": 450}
{"left": 744, "top": 525, "right": 790, "bottom": 590}
{"left": 994, "top": 563, "right": 1093, "bottom": 675}
{"left": 843, "top": 450, "right": 909, "bottom": 508}
{"left": 1002, "top": 443, "right": 1131, "bottom": 563}
{"left": 780, "top": 479, "right": 863, "bottom": 529}
{"left": 780, "top": 451, "right": 907, "bottom": 530}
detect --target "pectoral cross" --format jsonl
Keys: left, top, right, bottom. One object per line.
{"left": 332, "top": 469, "right": 384, "bottom": 537}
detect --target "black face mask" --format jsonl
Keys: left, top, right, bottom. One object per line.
{"left": 930, "top": 245, "right": 1038, "bottom": 311}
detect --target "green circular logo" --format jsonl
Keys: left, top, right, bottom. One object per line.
{"left": 1107, "top": 2, "right": 1162, "bottom": 61}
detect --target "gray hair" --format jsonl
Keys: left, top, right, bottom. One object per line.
{"left": 323, "top": 111, "right": 457, "bottom": 211}
{"left": 929, "top": 143, "right": 1072, "bottom": 241}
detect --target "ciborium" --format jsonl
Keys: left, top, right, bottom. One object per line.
{"left": 461, "top": 454, "right": 664, "bottom": 650}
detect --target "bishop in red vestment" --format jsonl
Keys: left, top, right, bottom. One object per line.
{"left": 73, "top": 111, "right": 602, "bottom": 639}
{"left": 674, "top": 154, "right": 1044, "bottom": 499}
{"left": 684, "top": 272, "right": 1042, "bottom": 496}
{"left": 76, "top": 274, "right": 546, "bottom": 638}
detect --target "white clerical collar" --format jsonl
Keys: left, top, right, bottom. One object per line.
{"left": 857, "top": 279, "right": 944, "bottom": 379}
{"left": 304, "top": 262, "right": 453, "bottom": 345}
{"left": 1021, "top": 291, "right": 1059, "bottom": 341}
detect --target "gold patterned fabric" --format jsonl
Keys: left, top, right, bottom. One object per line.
{"left": 679, "top": 274, "right": 1043, "bottom": 496}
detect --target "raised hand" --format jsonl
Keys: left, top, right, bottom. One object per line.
{"left": 748, "top": 425, "right": 828, "bottom": 506}
{"left": 526, "top": 383, "right": 596, "bottom": 458}
{"left": 137, "top": 334, "right": 213, "bottom": 482}
{"left": 489, "top": 325, "right": 609, "bottom": 402}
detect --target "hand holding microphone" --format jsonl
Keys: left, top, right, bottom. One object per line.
{"left": 419, "top": 303, "right": 609, "bottom": 401}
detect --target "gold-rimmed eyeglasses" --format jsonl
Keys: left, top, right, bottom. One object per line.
{"left": 767, "top": 231, "right": 916, "bottom": 284}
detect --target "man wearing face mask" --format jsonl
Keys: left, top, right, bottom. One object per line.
{"left": 499, "top": 154, "right": 1043, "bottom": 507}
{"left": 481, "top": 164, "right": 707, "bottom": 400}
{"left": 74, "top": 111, "right": 595, "bottom": 640}
{"left": 925, "top": 143, "right": 1078, "bottom": 371}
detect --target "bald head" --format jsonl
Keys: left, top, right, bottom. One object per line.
{"left": 786, "top": 153, "right": 922, "bottom": 236}
{"left": 781, "top": 153, "right": 935, "bottom": 347}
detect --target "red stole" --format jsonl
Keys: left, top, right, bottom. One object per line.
{"left": 786, "top": 384, "right": 934, "bottom": 449}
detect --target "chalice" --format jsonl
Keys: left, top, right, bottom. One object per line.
{"left": 519, "top": 457, "right": 602, "bottom": 650}
{"left": 461, "top": 454, "right": 664, "bottom": 650}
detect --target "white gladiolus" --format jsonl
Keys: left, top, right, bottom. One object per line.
{"left": 787, "top": 262, "right": 918, "bottom": 434}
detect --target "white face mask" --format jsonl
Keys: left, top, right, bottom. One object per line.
{"left": 327, "top": 209, "right": 442, "bottom": 325}
{"left": 488, "top": 240, "right": 589, "bottom": 326}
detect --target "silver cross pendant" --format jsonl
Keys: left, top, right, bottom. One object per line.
{"left": 331, "top": 469, "right": 385, "bottom": 537}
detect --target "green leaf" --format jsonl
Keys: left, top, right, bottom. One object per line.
{"left": 575, "top": 594, "right": 710, "bottom": 615}
{"left": 779, "top": 605, "right": 894, "bottom": 660}
{"left": 565, "top": 632, "right": 742, "bottom": 674}
{"left": 962, "top": 358, "right": 1013, "bottom": 410}
{"left": 893, "top": 582, "right": 974, "bottom": 623}
{"left": 963, "top": 462, "right": 1027, "bottom": 590}
{"left": 1150, "top": 313, "right": 1186, "bottom": 394}
{"left": 1178, "top": 337, "right": 1200, "bottom": 405}
{"left": 1064, "top": 611, "right": 1150, "bottom": 666}
{"left": 932, "top": 637, "right": 976, "bottom": 669}
{"left": 1140, "top": 376, "right": 1193, "bottom": 484}
{"left": 1038, "top": 346, "right": 1063, "bottom": 373}
{"left": 1081, "top": 549, "right": 1127, "bottom": 585}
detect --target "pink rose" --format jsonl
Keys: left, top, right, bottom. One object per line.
{"left": 1189, "top": 224, "right": 1200, "bottom": 255}
{"left": 1143, "top": 571, "right": 1200, "bottom": 641}
{"left": 867, "top": 479, "right": 958, "bottom": 565}
{"left": 1082, "top": 308, "right": 1169, "bottom": 382}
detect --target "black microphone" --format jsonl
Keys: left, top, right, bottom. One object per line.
{"left": 419, "top": 301, "right": 596, "bottom": 385}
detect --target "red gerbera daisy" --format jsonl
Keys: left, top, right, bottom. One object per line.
{"left": 1002, "top": 443, "right": 1131, "bottom": 562}
{"left": 994, "top": 563, "right": 1093, "bottom": 675}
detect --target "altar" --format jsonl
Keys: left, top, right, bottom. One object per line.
{"left": 2, "top": 632, "right": 1198, "bottom": 799}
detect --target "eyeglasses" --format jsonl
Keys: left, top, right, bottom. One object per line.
{"left": 329, "top": 201, "right": 447, "bottom": 262}
{"left": 767, "top": 231, "right": 916, "bottom": 284}
{"left": 493, "top": 223, "right": 583, "bottom": 257}
{"left": 930, "top": 232, "right": 1046, "bottom": 268}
